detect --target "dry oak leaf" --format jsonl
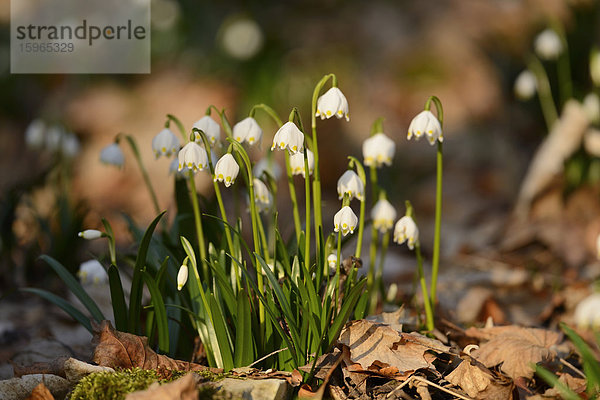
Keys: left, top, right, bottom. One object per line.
{"left": 92, "top": 320, "right": 222, "bottom": 373}
{"left": 446, "top": 358, "right": 514, "bottom": 399}
{"left": 466, "top": 326, "right": 561, "bottom": 380}
{"left": 26, "top": 382, "right": 55, "bottom": 400}
{"left": 125, "top": 373, "right": 198, "bottom": 400}
{"left": 338, "top": 320, "right": 449, "bottom": 374}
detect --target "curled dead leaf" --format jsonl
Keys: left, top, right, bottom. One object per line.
{"left": 446, "top": 358, "right": 514, "bottom": 399}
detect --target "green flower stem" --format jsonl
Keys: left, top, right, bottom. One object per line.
{"left": 377, "top": 230, "right": 390, "bottom": 297}
{"left": 414, "top": 243, "right": 434, "bottom": 332}
{"left": 250, "top": 104, "right": 283, "bottom": 127}
{"left": 256, "top": 211, "right": 271, "bottom": 265}
{"left": 334, "top": 194, "right": 350, "bottom": 313}
{"left": 303, "top": 148, "right": 312, "bottom": 275}
{"left": 165, "top": 114, "right": 188, "bottom": 141}
{"left": 284, "top": 151, "right": 302, "bottom": 243}
{"left": 194, "top": 128, "right": 239, "bottom": 288}
{"left": 102, "top": 218, "right": 117, "bottom": 266}
{"left": 187, "top": 170, "right": 209, "bottom": 280}
{"left": 119, "top": 134, "right": 162, "bottom": 221}
{"left": 311, "top": 73, "right": 336, "bottom": 267}
{"left": 528, "top": 56, "right": 559, "bottom": 129}
{"left": 348, "top": 157, "right": 366, "bottom": 258}
{"left": 424, "top": 96, "right": 444, "bottom": 306}
{"left": 367, "top": 166, "right": 380, "bottom": 307}
{"left": 552, "top": 22, "right": 573, "bottom": 103}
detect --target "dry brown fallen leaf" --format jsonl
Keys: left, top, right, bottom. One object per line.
{"left": 26, "top": 382, "right": 55, "bottom": 400}
{"left": 338, "top": 320, "right": 450, "bottom": 374}
{"left": 446, "top": 358, "right": 514, "bottom": 399}
{"left": 92, "top": 320, "right": 222, "bottom": 373}
{"left": 125, "top": 373, "right": 198, "bottom": 400}
{"left": 466, "top": 326, "right": 561, "bottom": 380}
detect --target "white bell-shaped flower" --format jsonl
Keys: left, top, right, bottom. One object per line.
{"left": 363, "top": 133, "right": 396, "bottom": 168}
{"left": 78, "top": 260, "right": 108, "bottom": 285}
{"left": 78, "top": 229, "right": 103, "bottom": 240}
{"left": 591, "top": 49, "right": 600, "bottom": 87}
{"left": 371, "top": 199, "right": 397, "bottom": 233}
{"left": 169, "top": 157, "right": 188, "bottom": 179}
{"left": 214, "top": 153, "right": 240, "bottom": 187}
{"left": 514, "top": 70, "right": 537, "bottom": 100}
{"left": 271, "top": 122, "right": 304, "bottom": 154}
{"left": 333, "top": 206, "right": 358, "bottom": 236}
{"left": 393, "top": 215, "right": 419, "bottom": 250}
{"left": 574, "top": 293, "right": 600, "bottom": 329}
{"left": 193, "top": 116, "right": 221, "bottom": 145}
{"left": 46, "top": 125, "right": 65, "bottom": 152}
{"left": 253, "top": 158, "right": 282, "bottom": 180}
{"left": 62, "top": 133, "right": 80, "bottom": 158}
{"left": 315, "top": 87, "right": 350, "bottom": 121}
{"left": 407, "top": 110, "right": 443, "bottom": 145}
{"left": 152, "top": 128, "right": 180, "bottom": 158}
{"left": 178, "top": 142, "right": 208, "bottom": 172}
{"left": 337, "top": 170, "right": 365, "bottom": 201}
{"left": 233, "top": 117, "right": 263, "bottom": 145}
{"left": 289, "top": 149, "right": 315, "bottom": 177}
{"left": 327, "top": 253, "right": 338, "bottom": 270}
{"left": 534, "top": 29, "right": 562, "bottom": 60}
{"left": 177, "top": 264, "right": 188, "bottom": 291}
{"left": 252, "top": 178, "right": 273, "bottom": 213}
{"left": 25, "top": 119, "right": 46, "bottom": 149}
{"left": 100, "top": 143, "right": 125, "bottom": 168}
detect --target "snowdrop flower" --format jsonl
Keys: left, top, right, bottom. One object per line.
{"left": 214, "top": 153, "right": 239, "bottom": 187}
{"left": 271, "top": 121, "right": 304, "bottom": 154}
{"left": 574, "top": 293, "right": 600, "bottom": 329}
{"left": 177, "top": 264, "right": 188, "bottom": 291}
{"left": 334, "top": 206, "right": 358, "bottom": 236}
{"left": 534, "top": 29, "right": 562, "bottom": 60}
{"left": 25, "top": 119, "right": 46, "bottom": 149}
{"left": 289, "top": 149, "right": 314, "bottom": 177}
{"left": 327, "top": 253, "right": 338, "bottom": 270}
{"left": 337, "top": 170, "right": 365, "bottom": 201}
{"left": 169, "top": 157, "right": 188, "bottom": 179}
{"left": 583, "top": 93, "right": 600, "bottom": 125}
{"left": 78, "top": 229, "right": 103, "bottom": 240}
{"left": 178, "top": 142, "right": 208, "bottom": 172}
{"left": 591, "top": 49, "right": 600, "bottom": 87}
{"left": 407, "top": 110, "right": 443, "bottom": 145}
{"left": 253, "top": 178, "right": 273, "bottom": 213}
{"left": 253, "top": 158, "right": 282, "bottom": 180}
{"left": 193, "top": 116, "right": 221, "bottom": 145}
{"left": 152, "top": 128, "right": 180, "bottom": 158}
{"left": 233, "top": 117, "right": 263, "bottom": 145}
{"left": 363, "top": 133, "right": 395, "bottom": 168}
{"left": 514, "top": 70, "right": 537, "bottom": 100}
{"left": 371, "top": 199, "right": 397, "bottom": 233}
{"left": 46, "top": 125, "right": 65, "bottom": 152}
{"left": 78, "top": 260, "right": 108, "bottom": 285}
{"left": 393, "top": 215, "right": 419, "bottom": 250}
{"left": 315, "top": 87, "right": 350, "bottom": 121}
{"left": 62, "top": 133, "right": 80, "bottom": 158}
{"left": 100, "top": 143, "right": 125, "bottom": 168}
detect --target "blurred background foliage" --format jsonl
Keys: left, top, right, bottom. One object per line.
{"left": 0, "top": 0, "right": 599, "bottom": 292}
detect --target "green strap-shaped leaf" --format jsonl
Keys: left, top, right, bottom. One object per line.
{"left": 129, "top": 211, "right": 166, "bottom": 333}
{"left": 534, "top": 364, "right": 581, "bottom": 400}
{"left": 561, "top": 323, "right": 600, "bottom": 393}
{"left": 209, "top": 295, "right": 234, "bottom": 370}
{"left": 142, "top": 271, "right": 169, "bottom": 353}
{"left": 40, "top": 255, "right": 105, "bottom": 323}
{"left": 22, "top": 288, "right": 92, "bottom": 333}
{"left": 234, "top": 288, "right": 255, "bottom": 367}
{"left": 108, "top": 265, "right": 128, "bottom": 331}
{"left": 328, "top": 278, "right": 366, "bottom": 346}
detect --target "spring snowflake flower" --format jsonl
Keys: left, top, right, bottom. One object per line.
{"left": 25, "top": 119, "right": 46, "bottom": 149}
{"left": 514, "top": 70, "right": 537, "bottom": 100}
{"left": 78, "top": 260, "right": 108, "bottom": 285}
{"left": 333, "top": 206, "right": 358, "bottom": 236}
{"left": 591, "top": 49, "right": 600, "bottom": 87}
{"left": 271, "top": 122, "right": 304, "bottom": 154}
{"left": 253, "top": 178, "right": 273, "bottom": 213}
{"left": 371, "top": 199, "right": 397, "bottom": 233}
{"left": 534, "top": 29, "right": 562, "bottom": 60}
{"left": 327, "top": 253, "right": 338, "bottom": 270}
{"left": 289, "top": 149, "right": 314, "bottom": 177}
{"left": 177, "top": 264, "right": 188, "bottom": 291}
{"left": 393, "top": 215, "right": 419, "bottom": 250}
{"left": 178, "top": 142, "right": 208, "bottom": 172}
{"left": 193, "top": 116, "right": 221, "bottom": 145}
{"left": 61, "top": 133, "right": 80, "bottom": 158}
{"left": 100, "top": 143, "right": 125, "bottom": 168}
{"left": 363, "top": 133, "right": 395, "bottom": 168}
{"left": 337, "top": 170, "right": 365, "bottom": 201}
{"left": 169, "top": 158, "right": 188, "bottom": 179}
{"left": 45, "top": 125, "right": 65, "bottom": 152}
{"left": 253, "top": 158, "right": 282, "bottom": 180}
{"left": 407, "top": 110, "right": 443, "bottom": 145}
{"left": 78, "top": 229, "right": 103, "bottom": 240}
{"left": 214, "top": 153, "right": 240, "bottom": 187}
{"left": 152, "top": 128, "right": 180, "bottom": 158}
{"left": 233, "top": 117, "right": 263, "bottom": 145}
{"left": 574, "top": 293, "right": 600, "bottom": 329}
{"left": 315, "top": 87, "right": 350, "bottom": 121}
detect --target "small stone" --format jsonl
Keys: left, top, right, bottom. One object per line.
{"left": 208, "top": 378, "right": 290, "bottom": 400}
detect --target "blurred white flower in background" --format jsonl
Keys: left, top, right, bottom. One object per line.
{"left": 78, "top": 229, "right": 103, "bottom": 240}
{"left": 534, "top": 29, "right": 562, "bottom": 60}
{"left": 193, "top": 116, "right": 221, "bottom": 145}
{"left": 25, "top": 119, "right": 46, "bottom": 149}
{"left": 514, "top": 70, "right": 537, "bottom": 101}
{"left": 151, "top": 0, "right": 180, "bottom": 31}
{"left": 152, "top": 128, "right": 180, "bottom": 158}
{"left": 363, "top": 133, "right": 395, "bottom": 168}
{"left": 252, "top": 178, "right": 273, "bottom": 213}
{"left": 100, "top": 143, "right": 125, "bottom": 168}
{"left": 583, "top": 93, "right": 600, "bottom": 125}
{"left": 253, "top": 158, "right": 282, "bottom": 180}
{"left": 574, "top": 293, "right": 600, "bottom": 329}
{"left": 219, "top": 16, "right": 264, "bottom": 60}
{"left": 61, "top": 133, "right": 80, "bottom": 158}
{"left": 45, "top": 125, "right": 65, "bottom": 152}
{"left": 78, "top": 260, "right": 108, "bottom": 285}
{"left": 169, "top": 157, "right": 188, "bottom": 179}
{"left": 371, "top": 199, "right": 397, "bottom": 233}
{"left": 393, "top": 215, "right": 419, "bottom": 250}
{"left": 289, "top": 149, "right": 314, "bottom": 177}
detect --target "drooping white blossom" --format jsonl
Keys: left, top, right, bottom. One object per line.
{"left": 271, "top": 122, "right": 304, "bottom": 154}
{"left": 289, "top": 149, "right": 314, "bottom": 177}
{"left": 514, "top": 70, "right": 537, "bottom": 100}
{"left": 534, "top": 29, "right": 562, "bottom": 60}
{"left": 363, "top": 133, "right": 395, "bottom": 168}
{"left": 100, "top": 143, "right": 125, "bottom": 168}
{"left": 214, "top": 153, "right": 240, "bottom": 187}
{"left": 233, "top": 117, "right": 263, "bottom": 145}
{"left": 371, "top": 199, "right": 397, "bottom": 233}
{"left": 253, "top": 178, "right": 273, "bottom": 213}
{"left": 333, "top": 206, "right": 358, "bottom": 236}
{"left": 315, "top": 87, "right": 350, "bottom": 121}
{"left": 407, "top": 110, "right": 443, "bottom": 145}
{"left": 253, "top": 158, "right": 282, "bottom": 180}
{"left": 152, "top": 128, "right": 180, "bottom": 158}
{"left": 337, "top": 170, "right": 365, "bottom": 201}
{"left": 78, "top": 229, "right": 103, "bottom": 240}
{"left": 178, "top": 142, "right": 208, "bottom": 172}
{"left": 327, "top": 253, "right": 338, "bottom": 270}
{"left": 193, "top": 116, "right": 221, "bottom": 145}
{"left": 393, "top": 215, "right": 419, "bottom": 250}
{"left": 78, "top": 260, "right": 108, "bottom": 285}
